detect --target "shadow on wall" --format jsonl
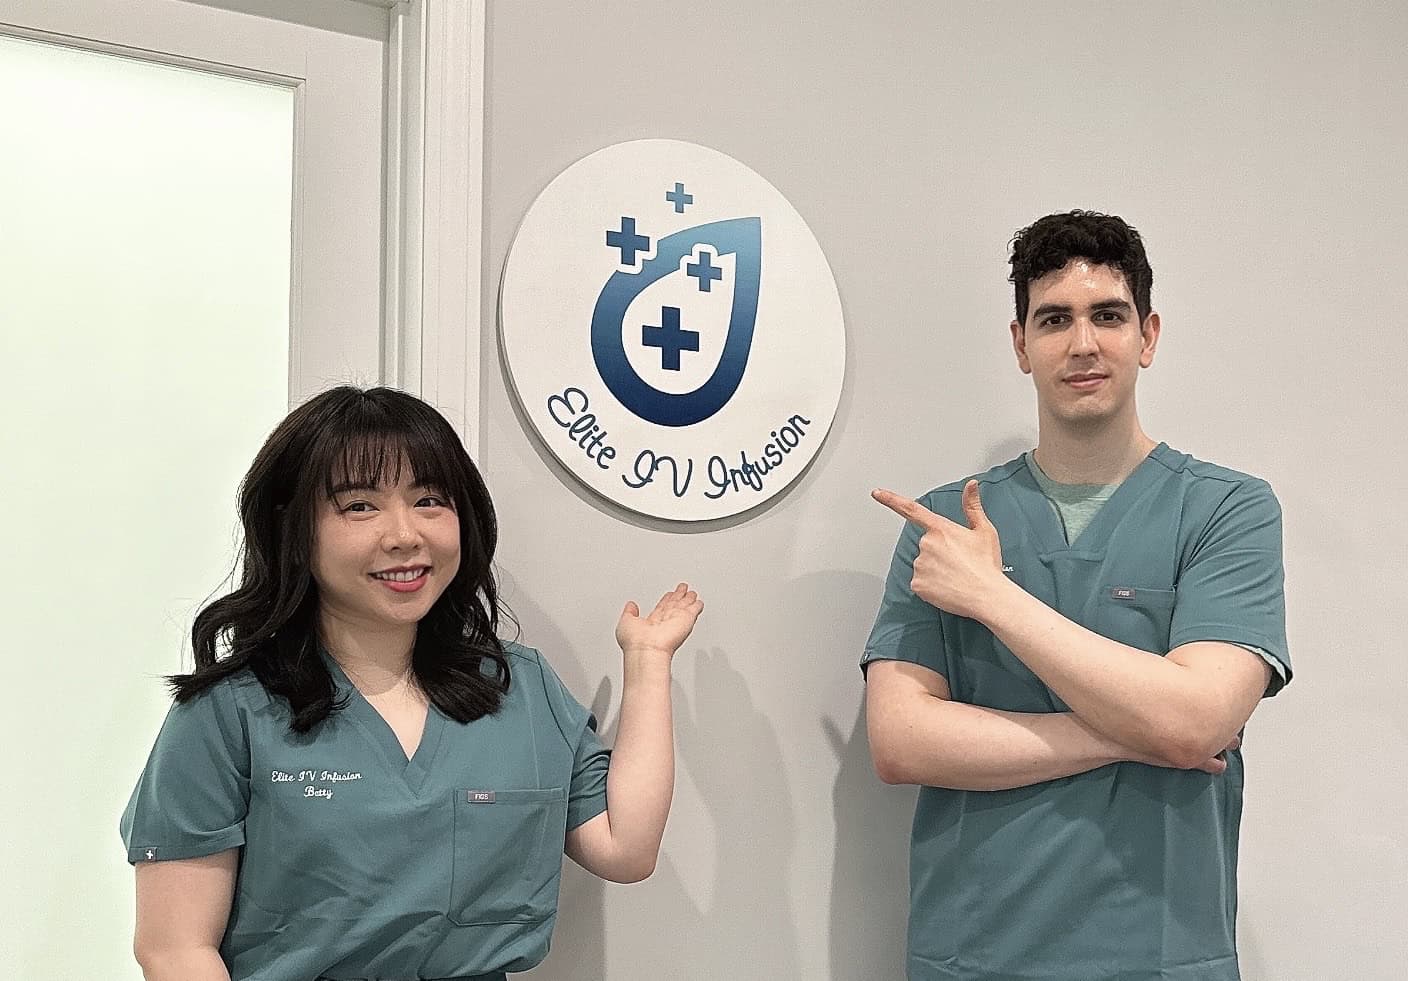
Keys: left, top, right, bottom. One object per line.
{"left": 653, "top": 648, "right": 803, "bottom": 977}
{"left": 824, "top": 704, "right": 915, "bottom": 980}
{"left": 524, "top": 641, "right": 804, "bottom": 978}
{"left": 781, "top": 568, "right": 916, "bottom": 980}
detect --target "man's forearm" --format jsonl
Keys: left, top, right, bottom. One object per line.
{"left": 870, "top": 694, "right": 1136, "bottom": 791}
{"left": 982, "top": 580, "right": 1248, "bottom": 767}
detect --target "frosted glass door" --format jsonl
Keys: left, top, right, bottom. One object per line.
{"left": 0, "top": 3, "right": 387, "bottom": 974}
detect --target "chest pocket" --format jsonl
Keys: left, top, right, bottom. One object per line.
{"left": 447, "top": 787, "right": 568, "bottom": 926}
{"left": 1095, "top": 585, "right": 1177, "bottom": 654}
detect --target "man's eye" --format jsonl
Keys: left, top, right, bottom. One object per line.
{"left": 1042, "top": 316, "right": 1067, "bottom": 327}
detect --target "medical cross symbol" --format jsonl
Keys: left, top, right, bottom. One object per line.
{"left": 606, "top": 216, "right": 650, "bottom": 265}
{"left": 665, "top": 181, "right": 694, "bottom": 213}
{"left": 686, "top": 249, "right": 723, "bottom": 292}
{"left": 642, "top": 306, "right": 699, "bottom": 371}
{"left": 145, "top": 849, "right": 155, "bottom": 861}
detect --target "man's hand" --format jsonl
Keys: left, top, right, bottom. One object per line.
{"left": 1187, "top": 735, "right": 1241, "bottom": 775}
{"left": 872, "top": 480, "right": 1007, "bottom": 620}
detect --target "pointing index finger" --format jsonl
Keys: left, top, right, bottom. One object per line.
{"left": 872, "top": 488, "right": 947, "bottom": 532}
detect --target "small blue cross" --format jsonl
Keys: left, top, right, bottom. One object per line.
{"left": 686, "top": 250, "right": 723, "bottom": 292}
{"left": 606, "top": 217, "right": 650, "bottom": 265}
{"left": 642, "top": 306, "right": 699, "bottom": 372}
{"left": 665, "top": 182, "right": 694, "bottom": 213}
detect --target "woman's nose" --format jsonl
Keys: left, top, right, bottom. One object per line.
{"left": 382, "top": 506, "right": 422, "bottom": 549}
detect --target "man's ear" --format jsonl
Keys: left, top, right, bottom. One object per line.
{"left": 1139, "top": 311, "right": 1161, "bottom": 368}
{"left": 1010, "top": 319, "right": 1032, "bottom": 374}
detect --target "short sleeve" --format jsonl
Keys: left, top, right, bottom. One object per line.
{"left": 1171, "top": 479, "right": 1292, "bottom": 695}
{"left": 119, "top": 679, "right": 251, "bottom": 864}
{"left": 536, "top": 655, "right": 611, "bottom": 831}
{"left": 566, "top": 715, "right": 611, "bottom": 831}
{"left": 862, "top": 494, "right": 949, "bottom": 680}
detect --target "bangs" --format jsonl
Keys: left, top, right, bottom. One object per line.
{"left": 307, "top": 393, "right": 466, "bottom": 503}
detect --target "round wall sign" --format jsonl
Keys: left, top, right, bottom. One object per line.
{"left": 499, "top": 139, "right": 845, "bottom": 521}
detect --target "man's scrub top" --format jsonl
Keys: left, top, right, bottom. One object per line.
{"left": 863, "top": 444, "right": 1292, "bottom": 981}
{"left": 120, "top": 642, "right": 610, "bottom": 981}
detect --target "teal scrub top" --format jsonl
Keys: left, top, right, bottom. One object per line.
{"left": 120, "top": 642, "right": 610, "bottom": 981}
{"left": 863, "top": 444, "right": 1292, "bottom": 981}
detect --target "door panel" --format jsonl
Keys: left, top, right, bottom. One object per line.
{"left": 0, "top": 4, "right": 387, "bottom": 976}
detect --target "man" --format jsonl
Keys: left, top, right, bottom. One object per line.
{"left": 863, "top": 210, "right": 1290, "bottom": 981}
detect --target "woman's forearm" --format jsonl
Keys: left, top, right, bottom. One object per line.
{"left": 598, "top": 648, "right": 675, "bottom": 880}
{"left": 138, "top": 947, "right": 230, "bottom": 981}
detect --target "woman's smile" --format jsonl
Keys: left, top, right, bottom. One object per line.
{"left": 370, "top": 565, "right": 431, "bottom": 592}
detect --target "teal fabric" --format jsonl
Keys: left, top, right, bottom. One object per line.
{"left": 1025, "top": 451, "right": 1286, "bottom": 687}
{"left": 120, "top": 642, "right": 609, "bottom": 981}
{"left": 863, "top": 443, "right": 1291, "bottom": 981}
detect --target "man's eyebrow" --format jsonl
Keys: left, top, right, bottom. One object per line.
{"left": 1031, "top": 302, "right": 1072, "bottom": 319}
{"left": 1031, "top": 298, "right": 1133, "bottom": 319}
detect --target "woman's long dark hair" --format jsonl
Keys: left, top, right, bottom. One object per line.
{"left": 170, "top": 386, "right": 511, "bottom": 731}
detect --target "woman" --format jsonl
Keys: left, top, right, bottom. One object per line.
{"left": 121, "top": 386, "right": 702, "bottom": 981}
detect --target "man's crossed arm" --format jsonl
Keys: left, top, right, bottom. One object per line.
{"left": 866, "top": 481, "right": 1269, "bottom": 790}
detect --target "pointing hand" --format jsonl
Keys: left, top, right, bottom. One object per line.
{"left": 872, "top": 480, "right": 1006, "bottom": 620}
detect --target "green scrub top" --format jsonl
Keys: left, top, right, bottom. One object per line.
{"left": 863, "top": 443, "right": 1291, "bottom": 981}
{"left": 120, "top": 642, "right": 610, "bottom": 981}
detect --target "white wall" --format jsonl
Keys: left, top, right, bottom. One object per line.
{"left": 478, "top": 2, "right": 1408, "bottom": 979}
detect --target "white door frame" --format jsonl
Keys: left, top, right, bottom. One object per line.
{"left": 385, "top": 0, "right": 487, "bottom": 457}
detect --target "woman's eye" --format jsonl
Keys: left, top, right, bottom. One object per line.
{"left": 417, "top": 495, "right": 447, "bottom": 508}
{"left": 341, "top": 501, "right": 375, "bottom": 513}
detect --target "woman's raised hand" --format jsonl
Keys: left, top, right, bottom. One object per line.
{"left": 614, "top": 583, "right": 704, "bottom": 658}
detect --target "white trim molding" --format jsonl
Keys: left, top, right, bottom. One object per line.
{"left": 385, "top": 0, "right": 486, "bottom": 459}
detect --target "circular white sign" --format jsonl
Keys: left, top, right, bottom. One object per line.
{"left": 499, "top": 139, "right": 845, "bottom": 521}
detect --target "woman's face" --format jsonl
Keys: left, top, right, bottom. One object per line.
{"left": 310, "top": 464, "right": 462, "bottom": 637}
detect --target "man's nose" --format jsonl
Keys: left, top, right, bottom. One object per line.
{"left": 1069, "top": 317, "right": 1099, "bottom": 356}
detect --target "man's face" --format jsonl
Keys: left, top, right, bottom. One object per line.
{"left": 1010, "top": 260, "right": 1159, "bottom": 429}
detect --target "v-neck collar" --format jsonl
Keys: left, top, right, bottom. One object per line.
{"left": 321, "top": 649, "right": 446, "bottom": 796}
{"left": 1013, "top": 442, "right": 1172, "bottom": 554}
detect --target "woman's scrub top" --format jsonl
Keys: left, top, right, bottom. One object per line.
{"left": 121, "top": 642, "right": 610, "bottom": 981}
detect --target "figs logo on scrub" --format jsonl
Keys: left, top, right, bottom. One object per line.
{"left": 499, "top": 139, "right": 845, "bottom": 522}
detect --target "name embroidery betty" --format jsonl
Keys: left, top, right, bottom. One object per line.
{"left": 271, "top": 768, "right": 363, "bottom": 801}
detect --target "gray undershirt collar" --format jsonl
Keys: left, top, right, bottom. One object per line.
{"left": 1024, "top": 451, "right": 1121, "bottom": 545}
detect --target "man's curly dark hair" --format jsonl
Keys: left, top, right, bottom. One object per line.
{"left": 1008, "top": 210, "right": 1153, "bottom": 328}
